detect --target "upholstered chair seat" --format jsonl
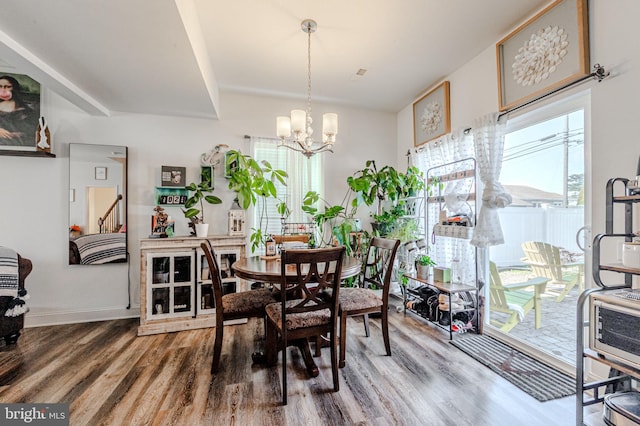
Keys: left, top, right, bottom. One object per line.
{"left": 265, "top": 300, "right": 331, "bottom": 330}
{"left": 223, "top": 288, "right": 277, "bottom": 319}
{"left": 339, "top": 288, "right": 383, "bottom": 312}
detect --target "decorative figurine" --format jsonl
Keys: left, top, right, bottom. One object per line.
{"left": 36, "top": 116, "right": 51, "bottom": 152}
{"left": 151, "top": 206, "right": 170, "bottom": 237}
{"left": 200, "top": 144, "right": 229, "bottom": 168}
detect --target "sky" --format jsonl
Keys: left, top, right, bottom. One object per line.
{"left": 501, "top": 110, "right": 584, "bottom": 197}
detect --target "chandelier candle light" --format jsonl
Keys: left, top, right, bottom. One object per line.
{"left": 276, "top": 19, "right": 338, "bottom": 158}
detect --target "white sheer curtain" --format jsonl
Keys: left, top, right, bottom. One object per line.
{"left": 470, "top": 113, "right": 512, "bottom": 248}
{"left": 410, "top": 129, "right": 474, "bottom": 171}
{"left": 409, "top": 129, "right": 475, "bottom": 284}
{"left": 252, "top": 137, "right": 323, "bottom": 235}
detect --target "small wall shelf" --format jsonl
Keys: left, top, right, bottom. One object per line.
{"left": 0, "top": 150, "right": 56, "bottom": 158}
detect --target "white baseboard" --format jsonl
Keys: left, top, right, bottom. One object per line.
{"left": 24, "top": 305, "right": 141, "bottom": 327}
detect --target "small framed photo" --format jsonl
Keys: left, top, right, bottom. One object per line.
{"left": 413, "top": 81, "right": 451, "bottom": 147}
{"left": 161, "top": 165, "right": 186, "bottom": 187}
{"left": 95, "top": 167, "right": 107, "bottom": 180}
{"left": 496, "top": 0, "right": 589, "bottom": 111}
{"left": 224, "top": 151, "right": 238, "bottom": 179}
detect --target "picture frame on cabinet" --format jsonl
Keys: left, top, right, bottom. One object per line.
{"left": 496, "top": 0, "right": 589, "bottom": 111}
{"left": 413, "top": 81, "right": 450, "bottom": 147}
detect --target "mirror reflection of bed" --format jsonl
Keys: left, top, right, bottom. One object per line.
{"left": 69, "top": 144, "right": 128, "bottom": 265}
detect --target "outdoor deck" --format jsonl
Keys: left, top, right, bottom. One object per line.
{"left": 492, "top": 267, "right": 580, "bottom": 365}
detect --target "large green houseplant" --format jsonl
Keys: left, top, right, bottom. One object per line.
{"left": 348, "top": 160, "right": 427, "bottom": 237}
{"left": 347, "top": 160, "right": 404, "bottom": 216}
{"left": 225, "top": 150, "right": 288, "bottom": 252}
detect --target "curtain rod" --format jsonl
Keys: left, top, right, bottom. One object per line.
{"left": 498, "top": 64, "right": 609, "bottom": 121}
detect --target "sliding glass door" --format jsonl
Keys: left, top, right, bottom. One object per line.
{"left": 487, "top": 93, "right": 590, "bottom": 371}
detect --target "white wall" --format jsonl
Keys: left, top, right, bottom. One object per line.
{"left": 588, "top": 0, "right": 640, "bottom": 242}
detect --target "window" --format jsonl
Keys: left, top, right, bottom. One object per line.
{"left": 251, "top": 137, "right": 323, "bottom": 236}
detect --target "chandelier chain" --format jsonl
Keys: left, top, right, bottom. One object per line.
{"left": 306, "top": 22, "right": 313, "bottom": 143}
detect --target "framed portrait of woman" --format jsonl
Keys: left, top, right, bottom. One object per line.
{"left": 0, "top": 72, "right": 41, "bottom": 152}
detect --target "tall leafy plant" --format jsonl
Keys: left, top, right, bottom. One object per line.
{"left": 226, "top": 150, "right": 288, "bottom": 252}
{"left": 347, "top": 160, "right": 404, "bottom": 216}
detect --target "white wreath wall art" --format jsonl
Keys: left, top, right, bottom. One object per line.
{"left": 420, "top": 101, "right": 442, "bottom": 134}
{"left": 512, "top": 25, "right": 569, "bottom": 87}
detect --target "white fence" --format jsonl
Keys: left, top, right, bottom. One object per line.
{"left": 490, "top": 206, "right": 584, "bottom": 267}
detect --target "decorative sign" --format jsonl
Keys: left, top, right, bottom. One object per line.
{"left": 155, "top": 187, "right": 189, "bottom": 205}
{"left": 161, "top": 165, "right": 186, "bottom": 187}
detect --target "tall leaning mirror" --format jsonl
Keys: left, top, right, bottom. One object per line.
{"left": 69, "top": 143, "right": 128, "bottom": 265}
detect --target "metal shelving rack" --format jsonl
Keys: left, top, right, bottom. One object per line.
{"left": 402, "top": 158, "right": 479, "bottom": 339}
{"left": 576, "top": 178, "right": 640, "bottom": 426}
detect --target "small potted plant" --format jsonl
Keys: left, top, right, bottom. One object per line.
{"left": 182, "top": 180, "right": 222, "bottom": 237}
{"left": 416, "top": 254, "right": 436, "bottom": 279}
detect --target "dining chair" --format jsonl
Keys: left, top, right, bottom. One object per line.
{"left": 200, "top": 242, "right": 278, "bottom": 374}
{"left": 338, "top": 237, "right": 400, "bottom": 368}
{"left": 264, "top": 246, "right": 345, "bottom": 405}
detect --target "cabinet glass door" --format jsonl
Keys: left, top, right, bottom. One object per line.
{"left": 147, "top": 251, "right": 195, "bottom": 318}
{"left": 196, "top": 248, "right": 241, "bottom": 314}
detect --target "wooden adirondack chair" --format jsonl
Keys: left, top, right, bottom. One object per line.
{"left": 520, "top": 241, "right": 584, "bottom": 302}
{"left": 488, "top": 262, "right": 549, "bottom": 333}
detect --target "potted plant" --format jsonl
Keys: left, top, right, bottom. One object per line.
{"left": 301, "top": 189, "right": 362, "bottom": 255}
{"left": 347, "top": 160, "right": 404, "bottom": 216}
{"left": 416, "top": 254, "right": 436, "bottom": 279}
{"left": 182, "top": 180, "right": 222, "bottom": 237}
{"left": 225, "top": 150, "right": 288, "bottom": 253}
{"left": 370, "top": 203, "right": 407, "bottom": 237}
{"left": 399, "top": 166, "right": 426, "bottom": 198}
{"left": 348, "top": 161, "right": 428, "bottom": 235}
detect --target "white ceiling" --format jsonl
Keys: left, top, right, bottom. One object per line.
{"left": 0, "top": 0, "right": 550, "bottom": 118}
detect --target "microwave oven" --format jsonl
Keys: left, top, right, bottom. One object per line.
{"left": 590, "top": 289, "right": 640, "bottom": 369}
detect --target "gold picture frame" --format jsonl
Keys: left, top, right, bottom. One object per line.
{"left": 413, "top": 80, "right": 450, "bottom": 147}
{"left": 496, "top": 0, "right": 589, "bottom": 112}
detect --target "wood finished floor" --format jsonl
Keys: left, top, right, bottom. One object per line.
{"left": 0, "top": 306, "right": 576, "bottom": 425}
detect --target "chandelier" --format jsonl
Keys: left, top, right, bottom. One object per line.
{"left": 276, "top": 19, "right": 338, "bottom": 158}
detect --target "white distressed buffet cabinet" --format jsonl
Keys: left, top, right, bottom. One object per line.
{"left": 138, "top": 235, "right": 246, "bottom": 336}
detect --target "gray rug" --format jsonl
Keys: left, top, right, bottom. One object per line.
{"left": 450, "top": 334, "right": 575, "bottom": 402}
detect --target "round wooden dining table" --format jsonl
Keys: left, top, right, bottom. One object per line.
{"left": 232, "top": 255, "right": 362, "bottom": 283}
{"left": 231, "top": 254, "right": 362, "bottom": 377}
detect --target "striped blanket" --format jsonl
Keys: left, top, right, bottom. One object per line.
{"left": 0, "top": 246, "right": 18, "bottom": 298}
{"left": 73, "top": 233, "right": 127, "bottom": 265}
{"left": 0, "top": 246, "right": 28, "bottom": 317}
